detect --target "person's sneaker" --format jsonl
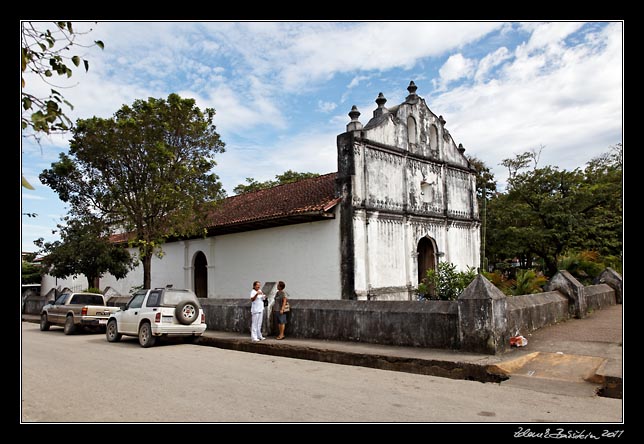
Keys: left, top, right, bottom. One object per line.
{"left": 259, "top": 337, "right": 266, "bottom": 341}
{"left": 251, "top": 338, "right": 260, "bottom": 342}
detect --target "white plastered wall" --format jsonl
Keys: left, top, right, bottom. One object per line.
{"left": 42, "top": 216, "right": 342, "bottom": 300}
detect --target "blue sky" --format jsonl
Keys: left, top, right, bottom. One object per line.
{"left": 21, "top": 21, "right": 623, "bottom": 253}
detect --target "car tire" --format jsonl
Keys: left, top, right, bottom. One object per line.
{"left": 64, "top": 315, "right": 76, "bottom": 335}
{"left": 39, "top": 313, "right": 50, "bottom": 331}
{"left": 138, "top": 322, "right": 156, "bottom": 348}
{"left": 106, "top": 319, "right": 122, "bottom": 342}
{"left": 175, "top": 300, "right": 199, "bottom": 325}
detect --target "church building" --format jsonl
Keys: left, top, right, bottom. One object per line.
{"left": 42, "top": 82, "right": 481, "bottom": 301}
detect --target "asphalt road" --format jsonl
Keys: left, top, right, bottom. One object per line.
{"left": 20, "top": 322, "right": 622, "bottom": 423}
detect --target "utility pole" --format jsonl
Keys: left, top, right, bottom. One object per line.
{"left": 480, "top": 184, "right": 487, "bottom": 273}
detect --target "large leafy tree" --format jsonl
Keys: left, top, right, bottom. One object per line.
{"left": 40, "top": 94, "right": 226, "bottom": 288}
{"left": 486, "top": 144, "right": 622, "bottom": 277}
{"left": 571, "top": 143, "right": 622, "bottom": 257}
{"left": 233, "top": 170, "right": 320, "bottom": 195}
{"left": 34, "top": 215, "right": 133, "bottom": 290}
{"left": 21, "top": 252, "right": 42, "bottom": 284}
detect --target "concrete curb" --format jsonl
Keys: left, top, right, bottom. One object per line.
{"left": 196, "top": 334, "right": 509, "bottom": 383}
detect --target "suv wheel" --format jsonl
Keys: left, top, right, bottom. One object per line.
{"left": 64, "top": 315, "right": 76, "bottom": 335}
{"left": 175, "top": 300, "right": 199, "bottom": 325}
{"left": 138, "top": 322, "right": 156, "bottom": 348}
{"left": 106, "top": 319, "right": 122, "bottom": 342}
{"left": 39, "top": 313, "right": 50, "bottom": 331}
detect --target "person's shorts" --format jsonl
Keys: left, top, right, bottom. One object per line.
{"left": 275, "top": 312, "right": 287, "bottom": 324}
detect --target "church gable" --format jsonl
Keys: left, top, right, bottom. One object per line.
{"left": 361, "top": 81, "right": 469, "bottom": 170}
{"left": 337, "top": 81, "right": 480, "bottom": 300}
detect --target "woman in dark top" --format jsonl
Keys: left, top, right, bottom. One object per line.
{"left": 273, "top": 281, "right": 289, "bottom": 340}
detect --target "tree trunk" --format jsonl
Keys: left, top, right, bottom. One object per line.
{"left": 544, "top": 257, "right": 558, "bottom": 278}
{"left": 142, "top": 254, "right": 152, "bottom": 289}
{"left": 85, "top": 276, "right": 100, "bottom": 291}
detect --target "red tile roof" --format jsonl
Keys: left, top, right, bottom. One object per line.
{"left": 110, "top": 172, "right": 339, "bottom": 243}
{"left": 205, "top": 172, "right": 339, "bottom": 229}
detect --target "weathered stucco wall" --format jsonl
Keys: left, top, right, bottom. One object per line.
{"left": 211, "top": 218, "right": 342, "bottom": 299}
{"left": 585, "top": 284, "right": 617, "bottom": 312}
{"left": 201, "top": 298, "right": 460, "bottom": 348}
{"left": 42, "top": 216, "right": 342, "bottom": 300}
{"left": 506, "top": 291, "right": 569, "bottom": 337}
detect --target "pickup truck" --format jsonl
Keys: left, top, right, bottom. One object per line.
{"left": 40, "top": 292, "right": 120, "bottom": 335}
{"left": 106, "top": 287, "right": 207, "bottom": 347}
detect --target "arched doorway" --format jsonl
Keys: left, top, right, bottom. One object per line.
{"left": 194, "top": 251, "right": 207, "bottom": 298}
{"left": 417, "top": 237, "right": 437, "bottom": 286}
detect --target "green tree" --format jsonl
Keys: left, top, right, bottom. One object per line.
{"left": 570, "top": 143, "right": 622, "bottom": 257}
{"left": 40, "top": 94, "right": 226, "bottom": 289}
{"left": 505, "top": 167, "right": 609, "bottom": 276}
{"left": 21, "top": 260, "right": 42, "bottom": 284}
{"left": 485, "top": 192, "right": 536, "bottom": 268}
{"left": 233, "top": 170, "right": 320, "bottom": 195}
{"left": 21, "top": 21, "right": 103, "bottom": 139}
{"left": 21, "top": 21, "right": 104, "bottom": 189}
{"left": 34, "top": 215, "right": 133, "bottom": 290}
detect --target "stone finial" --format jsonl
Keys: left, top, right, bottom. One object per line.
{"left": 346, "top": 105, "right": 363, "bottom": 132}
{"left": 373, "top": 92, "right": 389, "bottom": 118}
{"left": 439, "top": 115, "right": 446, "bottom": 125}
{"left": 458, "top": 143, "right": 465, "bottom": 154}
{"left": 375, "top": 92, "right": 387, "bottom": 107}
{"left": 405, "top": 81, "right": 419, "bottom": 104}
{"left": 349, "top": 105, "right": 360, "bottom": 121}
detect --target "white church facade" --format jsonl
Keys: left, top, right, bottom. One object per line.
{"left": 42, "top": 82, "right": 480, "bottom": 301}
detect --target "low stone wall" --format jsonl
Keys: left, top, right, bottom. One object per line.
{"left": 506, "top": 291, "right": 569, "bottom": 337}
{"left": 22, "top": 290, "right": 53, "bottom": 315}
{"left": 585, "top": 284, "right": 617, "bottom": 312}
{"left": 34, "top": 268, "right": 621, "bottom": 354}
{"left": 200, "top": 298, "right": 460, "bottom": 348}
{"left": 201, "top": 299, "right": 256, "bottom": 335}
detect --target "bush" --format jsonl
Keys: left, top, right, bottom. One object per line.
{"left": 512, "top": 269, "right": 547, "bottom": 295}
{"left": 559, "top": 250, "right": 616, "bottom": 285}
{"left": 418, "top": 262, "right": 477, "bottom": 301}
{"left": 84, "top": 287, "right": 102, "bottom": 294}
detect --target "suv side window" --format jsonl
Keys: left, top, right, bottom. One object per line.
{"left": 54, "top": 294, "right": 68, "bottom": 305}
{"left": 145, "top": 291, "right": 162, "bottom": 307}
{"left": 128, "top": 294, "right": 145, "bottom": 309}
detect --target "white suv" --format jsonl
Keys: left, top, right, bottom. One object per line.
{"left": 106, "top": 287, "right": 207, "bottom": 347}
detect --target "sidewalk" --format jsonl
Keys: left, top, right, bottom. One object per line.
{"left": 22, "top": 304, "right": 622, "bottom": 398}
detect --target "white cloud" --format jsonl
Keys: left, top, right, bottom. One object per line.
{"left": 475, "top": 47, "right": 511, "bottom": 82}
{"left": 347, "top": 75, "right": 370, "bottom": 89}
{"left": 318, "top": 100, "right": 338, "bottom": 113}
{"left": 177, "top": 83, "right": 287, "bottom": 136}
{"left": 432, "top": 22, "right": 622, "bottom": 188}
{"left": 522, "top": 22, "right": 586, "bottom": 52}
{"left": 217, "top": 129, "right": 339, "bottom": 195}
{"left": 278, "top": 22, "right": 501, "bottom": 90}
{"left": 435, "top": 53, "right": 476, "bottom": 90}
